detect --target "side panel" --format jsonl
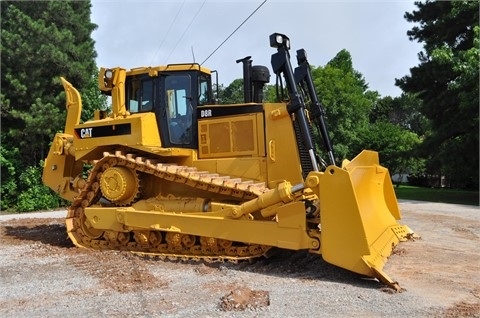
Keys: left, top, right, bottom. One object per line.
{"left": 73, "top": 113, "right": 161, "bottom": 160}
{"left": 197, "top": 105, "right": 265, "bottom": 159}
{"left": 264, "top": 103, "right": 303, "bottom": 187}
{"left": 198, "top": 113, "right": 264, "bottom": 158}
{"left": 195, "top": 103, "right": 303, "bottom": 186}
{"left": 194, "top": 104, "right": 267, "bottom": 181}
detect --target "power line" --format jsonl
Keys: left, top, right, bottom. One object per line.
{"left": 164, "top": 0, "right": 206, "bottom": 64}
{"left": 150, "top": 0, "right": 186, "bottom": 65}
{"left": 200, "top": 0, "right": 267, "bottom": 66}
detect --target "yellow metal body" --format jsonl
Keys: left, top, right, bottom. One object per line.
{"left": 43, "top": 67, "right": 413, "bottom": 290}
{"left": 194, "top": 103, "right": 303, "bottom": 186}
{"left": 42, "top": 78, "right": 84, "bottom": 201}
{"left": 311, "top": 152, "right": 411, "bottom": 285}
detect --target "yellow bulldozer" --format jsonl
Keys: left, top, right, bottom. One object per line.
{"left": 43, "top": 33, "right": 414, "bottom": 290}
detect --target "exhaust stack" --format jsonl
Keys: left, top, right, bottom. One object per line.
{"left": 236, "top": 56, "right": 270, "bottom": 103}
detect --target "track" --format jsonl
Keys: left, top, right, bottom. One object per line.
{"left": 66, "top": 151, "right": 272, "bottom": 262}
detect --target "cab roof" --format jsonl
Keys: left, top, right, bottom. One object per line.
{"left": 126, "top": 64, "right": 211, "bottom": 76}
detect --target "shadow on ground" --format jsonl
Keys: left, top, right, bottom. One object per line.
{"left": 1, "top": 218, "right": 73, "bottom": 248}
{"left": 1, "top": 218, "right": 387, "bottom": 291}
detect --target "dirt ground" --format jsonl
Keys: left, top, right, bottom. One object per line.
{"left": 0, "top": 201, "right": 479, "bottom": 317}
{"left": 385, "top": 201, "right": 480, "bottom": 317}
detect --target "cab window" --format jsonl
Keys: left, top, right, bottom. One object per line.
{"left": 127, "top": 79, "right": 153, "bottom": 113}
{"left": 198, "top": 75, "right": 211, "bottom": 105}
{"left": 165, "top": 75, "right": 192, "bottom": 144}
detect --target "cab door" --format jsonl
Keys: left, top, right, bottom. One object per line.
{"left": 157, "top": 73, "right": 198, "bottom": 149}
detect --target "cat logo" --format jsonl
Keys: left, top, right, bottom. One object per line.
{"left": 80, "top": 128, "right": 93, "bottom": 138}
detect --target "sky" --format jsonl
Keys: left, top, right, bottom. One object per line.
{"left": 90, "top": 0, "right": 424, "bottom": 97}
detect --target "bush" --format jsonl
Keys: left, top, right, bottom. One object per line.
{"left": 15, "top": 164, "right": 64, "bottom": 212}
{"left": 0, "top": 146, "right": 19, "bottom": 211}
{"left": 407, "top": 174, "right": 443, "bottom": 188}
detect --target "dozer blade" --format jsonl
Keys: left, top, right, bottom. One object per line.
{"left": 319, "top": 150, "right": 414, "bottom": 290}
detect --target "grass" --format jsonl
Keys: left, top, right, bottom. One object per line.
{"left": 394, "top": 185, "right": 479, "bottom": 206}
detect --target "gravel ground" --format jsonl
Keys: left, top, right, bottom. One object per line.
{"left": 0, "top": 200, "right": 479, "bottom": 317}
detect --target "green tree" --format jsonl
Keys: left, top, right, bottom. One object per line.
{"left": 1, "top": 1, "right": 101, "bottom": 211}
{"left": 1, "top": 1, "right": 98, "bottom": 165}
{"left": 0, "top": 138, "right": 19, "bottom": 210}
{"left": 311, "top": 50, "right": 376, "bottom": 161}
{"left": 15, "top": 163, "right": 65, "bottom": 212}
{"left": 396, "top": 0, "right": 479, "bottom": 189}
{"left": 356, "top": 121, "right": 424, "bottom": 183}
{"left": 370, "top": 94, "right": 429, "bottom": 137}
{"left": 217, "top": 79, "right": 277, "bottom": 104}
{"left": 363, "top": 94, "right": 427, "bottom": 179}
{"left": 217, "top": 79, "right": 245, "bottom": 104}
{"left": 80, "top": 74, "right": 109, "bottom": 123}
{"left": 264, "top": 84, "right": 279, "bottom": 103}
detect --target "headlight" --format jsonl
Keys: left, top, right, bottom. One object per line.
{"left": 270, "top": 33, "right": 290, "bottom": 49}
{"left": 105, "top": 69, "right": 113, "bottom": 79}
{"left": 276, "top": 34, "right": 283, "bottom": 45}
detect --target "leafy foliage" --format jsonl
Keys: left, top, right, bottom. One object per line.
{"left": 396, "top": 0, "right": 479, "bottom": 189}
{"left": 0, "top": 140, "right": 19, "bottom": 210}
{"left": 80, "top": 74, "right": 109, "bottom": 122}
{"left": 1, "top": 1, "right": 99, "bottom": 165}
{"left": 1, "top": 1, "right": 101, "bottom": 211}
{"left": 217, "top": 79, "right": 245, "bottom": 104}
{"left": 356, "top": 121, "right": 424, "bottom": 180}
{"left": 15, "top": 163, "right": 65, "bottom": 212}
{"left": 361, "top": 94, "right": 427, "bottom": 178}
{"left": 311, "top": 50, "right": 376, "bottom": 161}
{"left": 370, "top": 94, "right": 429, "bottom": 137}
{"left": 217, "top": 79, "right": 278, "bottom": 104}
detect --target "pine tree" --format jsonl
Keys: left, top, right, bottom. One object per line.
{"left": 1, "top": 1, "right": 102, "bottom": 210}
{"left": 396, "top": 1, "right": 479, "bottom": 189}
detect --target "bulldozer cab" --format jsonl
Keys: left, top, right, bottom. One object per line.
{"left": 101, "top": 65, "right": 213, "bottom": 149}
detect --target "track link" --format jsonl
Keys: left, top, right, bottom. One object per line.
{"left": 66, "top": 151, "right": 271, "bottom": 262}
